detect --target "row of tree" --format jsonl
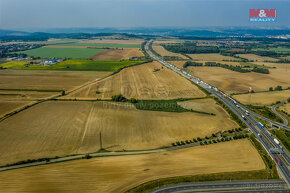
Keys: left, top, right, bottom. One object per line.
{"left": 183, "top": 61, "right": 203, "bottom": 68}
{"left": 172, "top": 133, "right": 248, "bottom": 147}
{"left": 162, "top": 43, "right": 219, "bottom": 54}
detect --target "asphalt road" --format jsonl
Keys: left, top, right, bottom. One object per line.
{"left": 271, "top": 101, "right": 288, "bottom": 126}
{"left": 144, "top": 40, "right": 290, "bottom": 187}
{"left": 149, "top": 180, "right": 287, "bottom": 193}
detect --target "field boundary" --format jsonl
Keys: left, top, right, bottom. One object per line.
{"left": 0, "top": 138, "right": 250, "bottom": 172}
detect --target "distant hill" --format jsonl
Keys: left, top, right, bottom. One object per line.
{"left": 0, "top": 29, "right": 29, "bottom": 37}
{"left": 0, "top": 27, "right": 289, "bottom": 41}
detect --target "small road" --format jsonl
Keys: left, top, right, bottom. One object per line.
{"left": 149, "top": 180, "right": 288, "bottom": 193}
{"left": 271, "top": 101, "right": 288, "bottom": 126}
{"left": 244, "top": 107, "right": 289, "bottom": 131}
{"left": 0, "top": 141, "right": 201, "bottom": 172}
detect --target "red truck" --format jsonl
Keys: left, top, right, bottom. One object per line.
{"left": 275, "top": 156, "right": 280, "bottom": 164}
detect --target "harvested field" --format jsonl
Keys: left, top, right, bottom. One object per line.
{"left": 0, "top": 140, "right": 264, "bottom": 193}
{"left": 233, "top": 90, "right": 290, "bottom": 106}
{"left": 187, "top": 54, "right": 237, "bottom": 61}
{"left": 91, "top": 48, "right": 144, "bottom": 60}
{"left": 178, "top": 98, "right": 228, "bottom": 115}
{"left": 189, "top": 67, "right": 290, "bottom": 93}
{"left": 0, "top": 91, "right": 55, "bottom": 101}
{"left": 152, "top": 45, "right": 188, "bottom": 59}
{"left": 0, "top": 99, "right": 238, "bottom": 165}
{"left": 236, "top": 54, "right": 278, "bottom": 62}
{"left": 279, "top": 103, "right": 290, "bottom": 114}
{"left": 0, "top": 70, "right": 111, "bottom": 91}
{"left": 65, "top": 62, "right": 206, "bottom": 100}
{"left": 0, "top": 101, "right": 34, "bottom": 117}
{"left": 170, "top": 61, "right": 187, "bottom": 68}
{"left": 251, "top": 62, "right": 289, "bottom": 70}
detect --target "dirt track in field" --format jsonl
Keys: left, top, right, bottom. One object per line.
{"left": 64, "top": 62, "right": 206, "bottom": 100}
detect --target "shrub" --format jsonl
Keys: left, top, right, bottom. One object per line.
{"left": 129, "top": 98, "right": 138, "bottom": 103}
{"left": 84, "top": 154, "right": 92, "bottom": 159}
{"left": 111, "top": 94, "right": 128, "bottom": 102}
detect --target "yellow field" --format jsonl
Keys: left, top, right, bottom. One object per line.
{"left": 178, "top": 98, "right": 226, "bottom": 115}
{"left": 233, "top": 90, "right": 290, "bottom": 106}
{"left": 0, "top": 101, "right": 34, "bottom": 117}
{"left": 91, "top": 48, "right": 144, "bottom": 60}
{"left": 251, "top": 62, "right": 289, "bottom": 70}
{"left": 187, "top": 54, "right": 237, "bottom": 61}
{"left": 189, "top": 66, "right": 290, "bottom": 93}
{"left": 0, "top": 90, "right": 58, "bottom": 101}
{"left": 279, "top": 103, "right": 290, "bottom": 114}
{"left": 0, "top": 99, "right": 238, "bottom": 165}
{"left": 65, "top": 62, "right": 206, "bottom": 100}
{"left": 280, "top": 56, "right": 290, "bottom": 60}
{"left": 236, "top": 54, "right": 278, "bottom": 62}
{"left": 0, "top": 70, "right": 111, "bottom": 91}
{"left": 152, "top": 45, "right": 188, "bottom": 59}
{"left": 0, "top": 139, "right": 264, "bottom": 193}
{"left": 170, "top": 60, "right": 187, "bottom": 68}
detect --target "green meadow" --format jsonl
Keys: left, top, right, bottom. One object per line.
{"left": 1, "top": 60, "right": 145, "bottom": 71}
{"left": 53, "top": 42, "right": 141, "bottom": 48}
{"left": 15, "top": 47, "right": 104, "bottom": 59}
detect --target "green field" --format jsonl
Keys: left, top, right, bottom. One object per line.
{"left": 1, "top": 60, "right": 145, "bottom": 71}
{"left": 253, "top": 47, "right": 290, "bottom": 53}
{"left": 15, "top": 47, "right": 104, "bottom": 59}
{"left": 53, "top": 43, "right": 140, "bottom": 48}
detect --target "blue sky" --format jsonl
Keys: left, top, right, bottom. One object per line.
{"left": 0, "top": 0, "right": 289, "bottom": 30}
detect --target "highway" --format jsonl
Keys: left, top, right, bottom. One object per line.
{"left": 242, "top": 104, "right": 289, "bottom": 131}
{"left": 144, "top": 40, "right": 290, "bottom": 188}
{"left": 149, "top": 180, "right": 287, "bottom": 193}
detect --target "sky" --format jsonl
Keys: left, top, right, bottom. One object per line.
{"left": 0, "top": 0, "right": 289, "bottom": 30}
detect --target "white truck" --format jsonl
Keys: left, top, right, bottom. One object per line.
{"left": 274, "top": 138, "right": 280, "bottom": 145}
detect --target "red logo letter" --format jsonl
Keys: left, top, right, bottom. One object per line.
{"left": 265, "top": 9, "right": 276, "bottom": 17}
{"left": 250, "top": 9, "right": 259, "bottom": 17}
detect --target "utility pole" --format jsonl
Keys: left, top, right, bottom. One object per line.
{"left": 99, "top": 132, "right": 103, "bottom": 150}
